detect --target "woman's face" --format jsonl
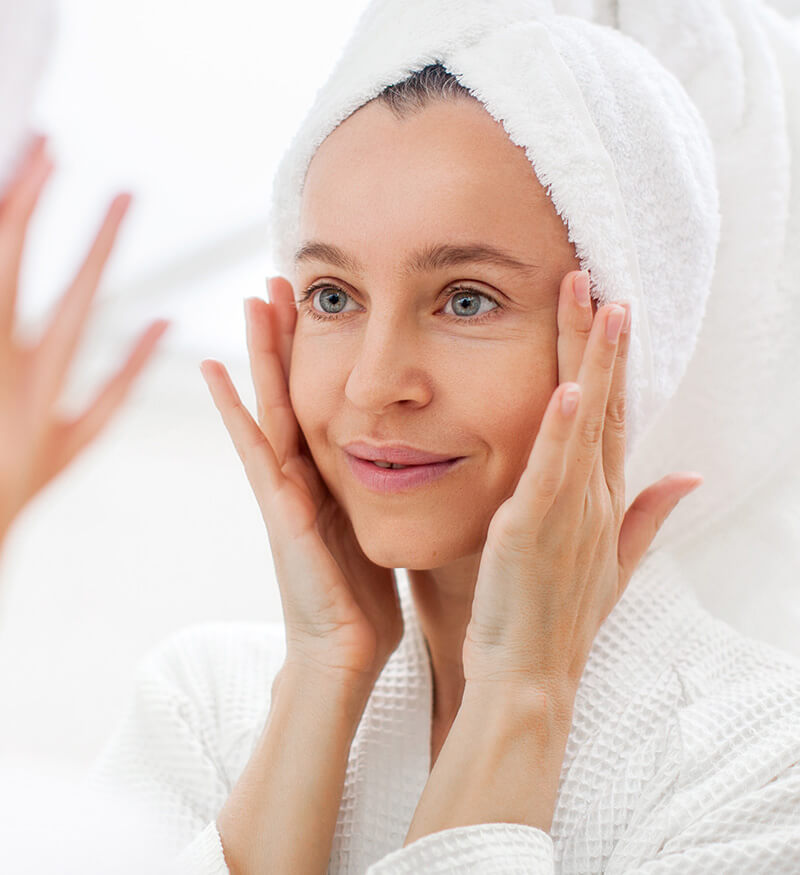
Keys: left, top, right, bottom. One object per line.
{"left": 289, "top": 97, "right": 581, "bottom": 569}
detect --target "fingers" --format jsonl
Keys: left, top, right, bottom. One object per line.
{"left": 30, "top": 194, "right": 132, "bottom": 419}
{"left": 0, "top": 133, "right": 47, "bottom": 207}
{"left": 509, "top": 381, "right": 582, "bottom": 528}
{"left": 265, "top": 275, "right": 311, "bottom": 458}
{"left": 266, "top": 276, "right": 297, "bottom": 385}
{"left": 0, "top": 135, "right": 53, "bottom": 341}
{"left": 199, "top": 358, "right": 285, "bottom": 516}
{"left": 602, "top": 302, "right": 631, "bottom": 516}
{"left": 557, "top": 270, "right": 594, "bottom": 385}
{"left": 617, "top": 473, "right": 703, "bottom": 591}
{"left": 564, "top": 300, "right": 627, "bottom": 495}
{"left": 244, "top": 295, "right": 300, "bottom": 467}
{"left": 51, "top": 320, "right": 171, "bottom": 478}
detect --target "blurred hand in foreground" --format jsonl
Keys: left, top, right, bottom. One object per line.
{"left": 0, "top": 133, "right": 170, "bottom": 550}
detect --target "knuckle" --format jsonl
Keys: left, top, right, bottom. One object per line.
{"left": 582, "top": 492, "right": 600, "bottom": 532}
{"left": 536, "top": 470, "right": 563, "bottom": 502}
{"left": 231, "top": 398, "right": 249, "bottom": 420}
{"left": 573, "top": 319, "right": 593, "bottom": 341}
{"left": 579, "top": 413, "right": 604, "bottom": 448}
{"left": 605, "top": 456, "right": 625, "bottom": 490}
{"left": 583, "top": 495, "right": 608, "bottom": 542}
{"left": 597, "top": 351, "right": 616, "bottom": 375}
{"left": 242, "top": 425, "right": 267, "bottom": 458}
{"left": 606, "top": 394, "right": 626, "bottom": 432}
{"left": 610, "top": 489, "right": 625, "bottom": 523}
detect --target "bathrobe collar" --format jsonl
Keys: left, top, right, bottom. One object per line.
{"left": 332, "top": 548, "right": 696, "bottom": 872}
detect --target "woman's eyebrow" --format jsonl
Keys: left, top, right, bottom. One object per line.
{"left": 293, "top": 240, "right": 542, "bottom": 279}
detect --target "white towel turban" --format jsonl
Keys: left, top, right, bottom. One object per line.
{"left": 266, "top": 0, "right": 721, "bottom": 466}
{"left": 557, "top": 0, "right": 800, "bottom": 654}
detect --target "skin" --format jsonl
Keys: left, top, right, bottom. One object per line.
{"left": 202, "top": 95, "right": 701, "bottom": 864}
{"left": 289, "top": 96, "right": 599, "bottom": 750}
{"left": 0, "top": 134, "right": 169, "bottom": 557}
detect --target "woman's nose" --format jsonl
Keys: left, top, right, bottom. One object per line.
{"left": 343, "top": 315, "right": 431, "bottom": 412}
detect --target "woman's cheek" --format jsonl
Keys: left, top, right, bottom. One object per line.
{"left": 288, "top": 342, "right": 317, "bottom": 433}
{"left": 289, "top": 337, "right": 341, "bottom": 437}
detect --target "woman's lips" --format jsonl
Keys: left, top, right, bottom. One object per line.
{"left": 345, "top": 452, "right": 465, "bottom": 494}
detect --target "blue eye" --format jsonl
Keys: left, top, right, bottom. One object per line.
{"left": 296, "top": 283, "right": 501, "bottom": 325}
{"left": 442, "top": 288, "right": 499, "bottom": 321}
{"left": 300, "top": 285, "right": 360, "bottom": 318}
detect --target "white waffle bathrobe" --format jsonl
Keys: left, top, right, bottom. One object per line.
{"left": 89, "top": 551, "right": 800, "bottom": 873}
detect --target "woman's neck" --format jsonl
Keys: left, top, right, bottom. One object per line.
{"left": 406, "top": 554, "right": 480, "bottom": 728}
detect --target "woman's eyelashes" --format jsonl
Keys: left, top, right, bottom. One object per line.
{"left": 295, "top": 281, "right": 502, "bottom": 325}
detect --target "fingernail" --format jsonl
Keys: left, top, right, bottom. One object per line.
{"left": 14, "top": 136, "right": 47, "bottom": 181}
{"left": 114, "top": 192, "right": 133, "bottom": 213}
{"left": 23, "top": 134, "right": 47, "bottom": 167}
{"left": 670, "top": 477, "right": 703, "bottom": 513}
{"left": 573, "top": 271, "right": 591, "bottom": 308}
{"left": 29, "top": 132, "right": 47, "bottom": 153}
{"left": 622, "top": 303, "right": 632, "bottom": 333}
{"left": 266, "top": 277, "right": 273, "bottom": 303}
{"left": 561, "top": 385, "right": 581, "bottom": 416}
{"left": 606, "top": 306, "right": 625, "bottom": 342}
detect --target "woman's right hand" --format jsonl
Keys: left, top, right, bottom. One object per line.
{"left": 199, "top": 277, "right": 404, "bottom": 692}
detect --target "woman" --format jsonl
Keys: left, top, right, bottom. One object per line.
{"left": 90, "top": 3, "right": 800, "bottom": 873}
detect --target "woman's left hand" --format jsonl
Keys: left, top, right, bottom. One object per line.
{"left": 462, "top": 269, "right": 703, "bottom": 708}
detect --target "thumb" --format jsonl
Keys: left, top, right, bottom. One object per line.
{"left": 618, "top": 472, "right": 704, "bottom": 578}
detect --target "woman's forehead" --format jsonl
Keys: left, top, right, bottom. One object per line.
{"left": 302, "top": 98, "right": 549, "bottom": 210}
{"left": 299, "top": 105, "right": 569, "bottom": 270}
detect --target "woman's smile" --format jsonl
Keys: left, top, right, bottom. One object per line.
{"left": 344, "top": 451, "right": 467, "bottom": 494}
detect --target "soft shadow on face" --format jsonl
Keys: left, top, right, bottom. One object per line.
{"left": 288, "top": 97, "right": 580, "bottom": 571}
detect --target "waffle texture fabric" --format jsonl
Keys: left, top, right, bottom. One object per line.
{"left": 89, "top": 549, "right": 800, "bottom": 873}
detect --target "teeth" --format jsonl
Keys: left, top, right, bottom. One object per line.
{"left": 373, "top": 460, "right": 409, "bottom": 469}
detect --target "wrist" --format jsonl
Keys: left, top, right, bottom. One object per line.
{"left": 273, "top": 660, "right": 377, "bottom": 736}
{"left": 276, "top": 657, "right": 378, "bottom": 694}
{"left": 460, "top": 677, "right": 576, "bottom": 739}
{"left": 404, "top": 678, "right": 574, "bottom": 845}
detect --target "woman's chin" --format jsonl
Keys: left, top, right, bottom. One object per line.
{"left": 354, "top": 527, "right": 473, "bottom": 571}
{"left": 344, "top": 496, "right": 493, "bottom": 570}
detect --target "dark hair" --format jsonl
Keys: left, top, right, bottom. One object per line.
{"left": 371, "top": 62, "right": 478, "bottom": 120}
